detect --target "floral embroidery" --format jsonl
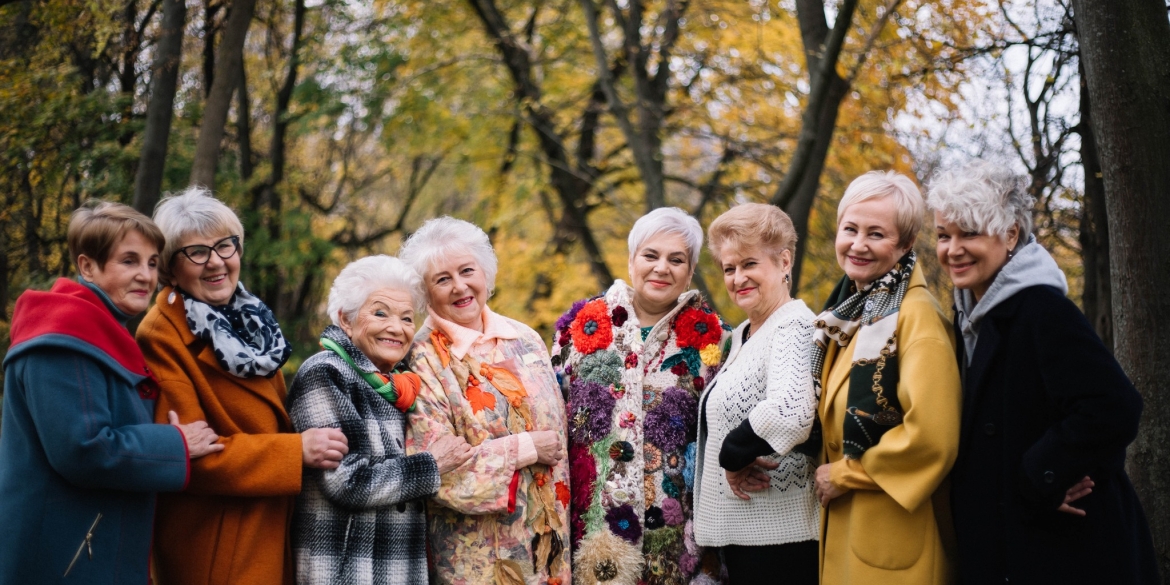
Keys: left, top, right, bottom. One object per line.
{"left": 662, "top": 497, "right": 684, "bottom": 525}
{"left": 625, "top": 351, "right": 639, "bottom": 369}
{"left": 644, "top": 443, "right": 663, "bottom": 472}
{"left": 555, "top": 481, "right": 571, "bottom": 508}
{"left": 661, "top": 475, "right": 681, "bottom": 499}
{"left": 618, "top": 411, "right": 637, "bottom": 428}
{"left": 570, "top": 299, "right": 614, "bottom": 355}
{"left": 609, "top": 441, "right": 635, "bottom": 462}
{"left": 556, "top": 298, "right": 589, "bottom": 332}
{"left": 465, "top": 382, "right": 497, "bottom": 413}
{"left": 674, "top": 307, "right": 721, "bottom": 349}
{"left": 645, "top": 506, "right": 666, "bottom": 529}
{"left": 644, "top": 388, "right": 698, "bottom": 453}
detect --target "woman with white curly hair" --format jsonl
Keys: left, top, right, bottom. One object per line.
{"left": 399, "top": 217, "right": 570, "bottom": 585}
{"left": 928, "top": 160, "right": 1157, "bottom": 584}
{"left": 286, "top": 255, "right": 472, "bottom": 584}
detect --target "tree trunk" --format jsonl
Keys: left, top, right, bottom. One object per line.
{"left": 132, "top": 0, "right": 187, "bottom": 215}
{"left": 1075, "top": 58, "right": 1112, "bottom": 353}
{"left": 1071, "top": 1, "right": 1170, "bottom": 581}
{"left": 769, "top": 0, "right": 858, "bottom": 294}
{"left": 237, "top": 63, "right": 253, "bottom": 181}
{"left": 189, "top": 0, "right": 257, "bottom": 189}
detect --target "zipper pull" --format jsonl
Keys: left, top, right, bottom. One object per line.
{"left": 63, "top": 512, "right": 102, "bottom": 577}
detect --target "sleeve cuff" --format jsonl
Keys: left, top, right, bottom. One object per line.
{"left": 516, "top": 432, "right": 539, "bottom": 468}
{"left": 719, "top": 419, "right": 774, "bottom": 471}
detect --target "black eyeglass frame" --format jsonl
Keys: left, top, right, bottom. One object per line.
{"left": 173, "top": 235, "right": 241, "bottom": 265}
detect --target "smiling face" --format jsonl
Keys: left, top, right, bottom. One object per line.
{"left": 340, "top": 287, "right": 416, "bottom": 372}
{"left": 426, "top": 253, "right": 489, "bottom": 332}
{"left": 170, "top": 232, "right": 241, "bottom": 306}
{"left": 78, "top": 229, "right": 160, "bottom": 316}
{"left": 720, "top": 244, "right": 791, "bottom": 323}
{"left": 628, "top": 232, "right": 693, "bottom": 321}
{"left": 935, "top": 212, "right": 1019, "bottom": 301}
{"left": 835, "top": 197, "right": 913, "bottom": 290}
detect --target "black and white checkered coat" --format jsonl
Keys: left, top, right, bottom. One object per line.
{"left": 287, "top": 325, "right": 440, "bottom": 585}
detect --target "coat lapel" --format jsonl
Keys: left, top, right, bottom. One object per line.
{"left": 959, "top": 302, "right": 1007, "bottom": 445}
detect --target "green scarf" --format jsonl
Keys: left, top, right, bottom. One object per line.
{"left": 810, "top": 251, "right": 915, "bottom": 459}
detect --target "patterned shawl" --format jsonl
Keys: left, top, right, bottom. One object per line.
{"left": 811, "top": 251, "right": 916, "bottom": 459}
{"left": 179, "top": 282, "right": 291, "bottom": 378}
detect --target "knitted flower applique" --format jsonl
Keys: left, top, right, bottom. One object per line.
{"left": 556, "top": 298, "right": 589, "bottom": 332}
{"left": 674, "top": 306, "right": 722, "bottom": 350}
{"left": 570, "top": 299, "right": 614, "bottom": 355}
{"left": 605, "top": 504, "right": 643, "bottom": 543}
{"left": 644, "top": 388, "right": 699, "bottom": 453}
{"left": 567, "top": 379, "right": 616, "bottom": 444}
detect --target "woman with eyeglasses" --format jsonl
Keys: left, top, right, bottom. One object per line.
{"left": 137, "top": 187, "right": 349, "bottom": 585}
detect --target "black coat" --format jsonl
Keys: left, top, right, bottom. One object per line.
{"left": 950, "top": 285, "right": 1158, "bottom": 585}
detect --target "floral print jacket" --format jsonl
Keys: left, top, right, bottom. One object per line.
{"left": 551, "top": 280, "right": 731, "bottom": 585}
{"left": 405, "top": 308, "right": 571, "bottom": 585}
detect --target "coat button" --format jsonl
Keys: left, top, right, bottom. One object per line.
{"left": 1043, "top": 471, "right": 1055, "bottom": 483}
{"left": 984, "top": 423, "right": 996, "bottom": 435}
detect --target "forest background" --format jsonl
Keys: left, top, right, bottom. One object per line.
{"left": 1, "top": 0, "right": 1168, "bottom": 579}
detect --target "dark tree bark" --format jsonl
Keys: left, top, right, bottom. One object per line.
{"left": 466, "top": 0, "right": 614, "bottom": 289}
{"left": 1070, "top": 1, "right": 1170, "bottom": 581}
{"left": 189, "top": 0, "right": 257, "bottom": 189}
{"left": 581, "top": 0, "right": 683, "bottom": 211}
{"left": 237, "top": 63, "right": 253, "bottom": 181}
{"left": 768, "top": 0, "right": 858, "bottom": 294}
{"left": 201, "top": 0, "right": 222, "bottom": 96}
{"left": 132, "top": 0, "right": 186, "bottom": 215}
{"left": 1075, "top": 58, "right": 1112, "bottom": 353}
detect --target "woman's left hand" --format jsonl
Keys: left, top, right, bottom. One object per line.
{"left": 725, "top": 457, "right": 779, "bottom": 500}
{"left": 815, "top": 463, "right": 847, "bottom": 507}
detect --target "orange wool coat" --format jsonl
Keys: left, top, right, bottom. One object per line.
{"left": 137, "top": 286, "right": 303, "bottom": 585}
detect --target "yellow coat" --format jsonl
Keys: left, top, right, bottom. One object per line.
{"left": 818, "top": 267, "right": 961, "bottom": 585}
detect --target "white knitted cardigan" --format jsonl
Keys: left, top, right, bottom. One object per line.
{"left": 694, "top": 299, "right": 821, "bottom": 547}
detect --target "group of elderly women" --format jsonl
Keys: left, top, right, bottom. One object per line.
{"left": 0, "top": 159, "right": 1158, "bottom": 585}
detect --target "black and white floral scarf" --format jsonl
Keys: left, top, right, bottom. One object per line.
{"left": 810, "top": 250, "right": 916, "bottom": 459}
{"left": 181, "top": 283, "right": 291, "bottom": 378}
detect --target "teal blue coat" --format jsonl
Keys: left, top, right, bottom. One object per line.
{"left": 0, "top": 279, "right": 189, "bottom": 584}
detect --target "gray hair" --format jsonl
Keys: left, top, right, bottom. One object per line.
{"left": 327, "top": 255, "right": 426, "bottom": 326}
{"left": 153, "top": 186, "right": 245, "bottom": 284}
{"left": 399, "top": 216, "right": 498, "bottom": 301}
{"left": 926, "top": 160, "right": 1034, "bottom": 240}
{"left": 627, "top": 207, "right": 703, "bottom": 268}
{"left": 837, "top": 171, "right": 925, "bottom": 246}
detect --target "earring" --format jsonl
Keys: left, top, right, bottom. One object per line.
{"left": 167, "top": 290, "right": 177, "bottom": 304}
{"left": 783, "top": 273, "right": 791, "bottom": 284}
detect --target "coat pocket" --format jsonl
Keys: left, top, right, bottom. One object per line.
{"left": 847, "top": 490, "right": 929, "bottom": 570}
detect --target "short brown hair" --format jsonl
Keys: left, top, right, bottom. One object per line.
{"left": 68, "top": 200, "right": 165, "bottom": 270}
{"left": 707, "top": 202, "right": 797, "bottom": 263}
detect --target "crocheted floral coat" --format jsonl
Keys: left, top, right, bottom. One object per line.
{"left": 551, "top": 280, "right": 731, "bottom": 585}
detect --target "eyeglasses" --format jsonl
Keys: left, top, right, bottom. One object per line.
{"left": 173, "top": 235, "right": 240, "bottom": 265}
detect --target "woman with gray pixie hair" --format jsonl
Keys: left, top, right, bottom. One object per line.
{"left": 286, "top": 255, "right": 472, "bottom": 584}
{"left": 551, "top": 206, "right": 729, "bottom": 585}
{"left": 399, "top": 217, "right": 570, "bottom": 585}
{"left": 928, "top": 160, "right": 1157, "bottom": 584}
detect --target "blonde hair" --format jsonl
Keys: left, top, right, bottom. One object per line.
{"left": 707, "top": 203, "right": 796, "bottom": 263}
{"left": 837, "top": 171, "right": 925, "bottom": 246}
{"left": 68, "top": 200, "right": 165, "bottom": 269}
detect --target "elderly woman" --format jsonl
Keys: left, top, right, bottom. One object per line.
{"left": 399, "top": 217, "right": 570, "bottom": 585}
{"left": 287, "top": 255, "right": 472, "bottom": 584}
{"left": 551, "top": 206, "right": 728, "bottom": 585}
{"left": 812, "top": 171, "right": 961, "bottom": 585}
{"left": 693, "top": 203, "right": 819, "bottom": 584}
{"left": 137, "top": 187, "right": 349, "bottom": 585}
{"left": 0, "top": 201, "right": 221, "bottom": 583}
{"left": 927, "top": 161, "right": 1158, "bottom": 584}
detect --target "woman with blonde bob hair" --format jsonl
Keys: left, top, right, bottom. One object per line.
{"left": 694, "top": 203, "right": 820, "bottom": 584}
{"left": 813, "top": 171, "right": 961, "bottom": 585}
{"left": 400, "top": 217, "right": 570, "bottom": 585}
{"left": 928, "top": 160, "right": 1157, "bottom": 584}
